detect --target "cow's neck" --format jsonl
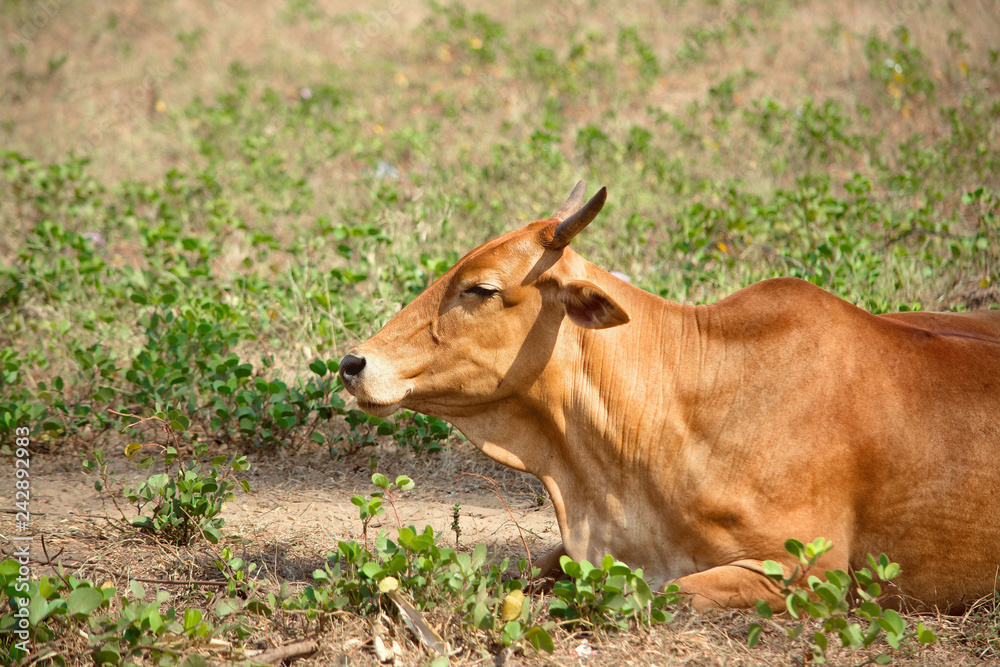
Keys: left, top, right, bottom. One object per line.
{"left": 450, "top": 278, "right": 712, "bottom": 570}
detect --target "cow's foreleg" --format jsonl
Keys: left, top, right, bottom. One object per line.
{"left": 670, "top": 560, "right": 790, "bottom": 611}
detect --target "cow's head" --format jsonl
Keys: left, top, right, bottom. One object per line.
{"left": 339, "top": 182, "right": 630, "bottom": 421}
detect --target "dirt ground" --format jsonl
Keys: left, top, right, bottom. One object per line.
{"left": 15, "top": 438, "right": 560, "bottom": 581}
{"left": 2, "top": 439, "right": 997, "bottom": 667}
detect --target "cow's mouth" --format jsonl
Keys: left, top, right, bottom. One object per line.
{"left": 355, "top": 397, "right": 406, "bottom": 418}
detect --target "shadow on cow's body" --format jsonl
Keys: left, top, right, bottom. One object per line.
{"left": 340, "top": 183, "right": 1000, "bottom": 613}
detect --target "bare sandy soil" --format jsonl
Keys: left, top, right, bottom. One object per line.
{"left": 5, "top": 435, "right": 557, "bottom": 576}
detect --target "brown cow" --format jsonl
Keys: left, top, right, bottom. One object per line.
{"left": 339, "top": 182, "right": 1000, "bottom": 612}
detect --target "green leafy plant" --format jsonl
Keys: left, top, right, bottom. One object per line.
{"left": 350, "top": 475, "right": 387, "bottom": 549}
{"left": 0, "top": 558, "right": 240, "bottom": 666}
{"left": 747, "top": 538, "right": 937, "bottom": 664}
{"left": 550, "top": 554, "right": 680, "bottom": 632}
{"left": 0, "top": 558, "right": 115, "bottom": 664}
{"left": 82, "top": 410, "right": 249, "bottom": 545}
{"left": 865, "top": 26, "right": 937, "bottom": 110}
{"left": 294, "top": 523, "right": 556, "bottom": 653}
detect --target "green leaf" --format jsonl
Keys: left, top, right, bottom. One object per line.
{"left": 783, "top": 538, "right": 805, "bottom": 560}
{"left": 500, "top": 620, "right": 522, "bottom": 646}
{"left": 786, "top": 593, "right": 803, "bottom": 619}
{"left": 145, "top": 473, "right": 168, "bottom": 489}
{"left": 826, "top": 569, "right": 851, "bottom": 589}
{"left": 873, "top": 654, "right": 892, "bottom": 665}
{"left": 524, "top": 625, "right": 555, "bottom": 653}
{"left": 471, "top": 601, "right": 492, "bottom": 630}
{"left": 754, "top": 599, "right": 772, "bottom": 619}
{"left": 601, "top": 554, "right": 615, "bottom": 572}
{"left": 27, "top": 592, "right": 52, "bottom": 625}
{"left": 858, "top": 601, "right": 882, "bottom": 621}
{"left": 371, "top": 473, "right": 389, "bottom": 489}
{"left": 651, "top": 608, "right": 673, "bottom": 623}
{"left": 67, "top": 587, "right": 103, "bottom": 617}
{"left": 472, "top": 542, "right": 487, "bottom": 570}
{"left": 804, "top": 537, "right": 832, "bottom": 560}
{"left": 632, "top": 575, "right": 653, "bottom": 607}
{"left": 761, "top": 560, "right": 784, "bottom": 579}
{"left": 245, "top": 599, "right": 273, "bottom": 617}
{"left": 216, "top": 598, "right": 240, "bottom": 617}
{"left": 559, "top": 555, "right": 581, "bottom": 579}
{"left": 839, "top": 623, "right": 864, "bottom": 649}
{"left": 183, "top": 607, "right": 203, "bottom": 632}
{"left": 92, "top": 643, "right": 121, "bottom": 666}
{"left": 0, "top": 559, "right": 19, "bottom": 584}
{"left": 147, "top": 610, "right": 164, "bottom": 634}
{"left": 880, "top": 608, "right": 904, "bottom": 635}
{"left": 309, "top": 359, "right": 328, "bottom": 376}
{"left": 747, "top": 623, "right": 763, "bottom": 648}
{"left": 917, "top": 623, "right": 937, "bottom": 644}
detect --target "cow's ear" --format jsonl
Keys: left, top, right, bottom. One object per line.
{"left": 559, "top": 280, "right": 630, "bottom": 329}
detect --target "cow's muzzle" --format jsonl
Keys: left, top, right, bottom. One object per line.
{"left": 337, "top": 350, "right": 411, "bottom": 417}
{"left": 339, "top": 353, "right": 366, "bottom": 391}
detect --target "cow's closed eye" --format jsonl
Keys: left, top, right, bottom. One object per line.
{"left": 462, "top": 285, "right": 500, "bottom": 298}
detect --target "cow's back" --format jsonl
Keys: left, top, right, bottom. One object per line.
{"left": 878, "top": 308, "right": 1000, "bottom": 342}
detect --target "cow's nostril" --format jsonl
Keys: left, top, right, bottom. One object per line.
{"left": 339, "top": 353, "right": 366, "bottom": 381}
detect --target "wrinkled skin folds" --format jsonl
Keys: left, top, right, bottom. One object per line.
{"left": 340, "top": 182, "right": 1000, "bottom": 612}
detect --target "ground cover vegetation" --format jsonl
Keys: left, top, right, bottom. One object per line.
{"left": 0, "top": 0, "right": 998, "bottom": 664}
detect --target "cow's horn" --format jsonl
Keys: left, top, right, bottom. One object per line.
{"left": 550, "top": 186, "right": 607, "bottom": 249}
{"left": 552, "top": 181, "right": 587, "bottom": 222}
